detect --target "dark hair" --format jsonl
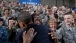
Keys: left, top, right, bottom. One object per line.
{"left": 0, "top": 18, "right": 4, "bottom": 21}
{"left": 17, "top": 11, "right": 32, "bottom": 25}
{"left": 4, "top": 9, "right": 9, "bottom": 12}
{"left": 64, "top": 12, "right": 72, "bottom": 16}
{"left": 19, "top": 9, "right": 23, "bottom": 12}
{"left": 32, "top": 13, "right": 39, "bottom": 23}
{"left": 8, "top": 17, "right": 17, "bottom": 25}
{"left": 8, "top": 17, "right": 16, "bottom": 21}
{"left": 32, "top": 13, "right": 39, "bottom": 18}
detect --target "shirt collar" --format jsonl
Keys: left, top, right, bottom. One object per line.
{"left": 66, "top": 25, "right": 72, "bottom": 30}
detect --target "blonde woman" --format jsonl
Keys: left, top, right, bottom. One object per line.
{"left": 48, "top": 18, "right": 58, "bottom": 43}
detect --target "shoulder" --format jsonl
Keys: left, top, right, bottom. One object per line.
{"left": 56, "top": 25, "right": 67, "bottom": 35}
{"left": 34, "top": 24, "right": 49, "bottom": 29}
{"left": 1, "top": 16, "right": 4, "bottom": 18}
{"left": 0, "top": 26, "right": 6, "bottom": 30}
{"left": 33, "top": 24, "right": 50, "bottom": 33}
{"left": 0, "top": 26, "right": 7, "bottom": 32}
{"left": 0, "top": 26, "right": 8, "bottom": 37}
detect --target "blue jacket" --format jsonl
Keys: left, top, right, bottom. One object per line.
{"left": 0, "top": 26, "right": 8, "bottom": 43}
{"left": 15, "top": 24, "right": 54, "bottom": 43}
{"left": 0, "top": 26, "right": 8, "bottom": 41}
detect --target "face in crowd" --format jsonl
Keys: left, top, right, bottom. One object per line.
{"left": 48, "top": 18, "right": 57, "bottom": 31}
{"left": 34, "top": 15, "right": 42, "bottom": 25}
{"left": 64, "top": 13, "right": 74, "bottom": 26}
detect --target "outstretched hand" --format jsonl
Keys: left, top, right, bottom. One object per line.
{"left": 23, "top": 28, "right": 37, "bottom": 43}
{"left": 48, "top": 31, "right": 58, "bottom": 43}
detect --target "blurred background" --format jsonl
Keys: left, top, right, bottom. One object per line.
{"left": 0, "top": 0, "right": 76, "bottom": 8}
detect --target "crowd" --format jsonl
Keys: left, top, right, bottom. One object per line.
{"left": 0, "top": 0, "right": 76, "bottom": 43}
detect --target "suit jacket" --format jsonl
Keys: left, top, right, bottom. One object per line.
{"left": 15, "top": 24, "right": 54, "bottom": 43}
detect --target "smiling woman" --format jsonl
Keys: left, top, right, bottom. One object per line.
{"left": 48, "top": 18, "right": 57, "bottom": 31}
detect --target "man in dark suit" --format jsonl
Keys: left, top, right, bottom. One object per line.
{"left": 15, "top": 11, "right": 54, "bottom": 43}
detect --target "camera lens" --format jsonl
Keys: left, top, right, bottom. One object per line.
{"left": 13, "top": 23, "right": 15, "bottom": 25}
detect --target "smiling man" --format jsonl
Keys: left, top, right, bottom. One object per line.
{"left": 56, "top": 12, "right": 76, "bottom": 43}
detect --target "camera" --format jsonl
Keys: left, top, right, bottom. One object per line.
{"left": 13, "top": 22, "right": 15, "bottom": 25}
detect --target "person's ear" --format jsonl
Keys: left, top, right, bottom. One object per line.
{"left": 22, "top": 22, "right": 27, "bottom": 28}
{"left": 21, "top": 22, "right": 25, "bottom": 27}
{"left": 23, "top": 23, "right": 25, "bottom": 27}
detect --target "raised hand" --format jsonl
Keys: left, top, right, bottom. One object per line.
{"left": 48, "top": 31, "right": 58, "bottom": 43}
{"left": 23, "top": 28, "right": 37, "bottom": 43}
